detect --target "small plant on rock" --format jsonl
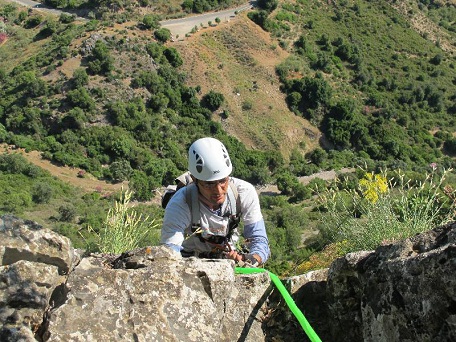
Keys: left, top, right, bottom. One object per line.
{"left": 86, "top": 188, "right": 159, "bottom": 254}
{"left": 317, "top": 167, "right": 456, "bottom": 254}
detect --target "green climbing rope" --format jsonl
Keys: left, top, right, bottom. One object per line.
{"left": 235, "top": 267, "right": 322, "bottom": 342}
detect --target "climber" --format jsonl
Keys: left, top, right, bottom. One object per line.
{"left": 160, "top": 137, "right": 270, "bottom": 266}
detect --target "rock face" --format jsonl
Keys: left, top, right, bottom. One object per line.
{"left": 324, "top": 223, "right": 456, "bottom": 342}
{"left": 1, "top": 214, "right": 455, "bottom": 342}
{"left": 0, "top": 215, "right": 271, "bottom": 342}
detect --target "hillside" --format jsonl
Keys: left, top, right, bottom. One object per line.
{"left": 1, "top": 0, "right": 456, "bottom": 275}
{"left": 0, "top": 143, "right": 126, "bottom": 194}
{"left": 1, "top": 0, "right": 455, "bottom": 174}
{"left": 174, "top": 14, "right": 321, "bottom": 157}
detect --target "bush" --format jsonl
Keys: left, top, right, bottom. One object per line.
{"left": 142, "top": 14, "right": 160, "bottom": 30}
{"left": 59, "top": 13, "right": 76, "bottom": 23}
{"left": 317, "top": 168, "right": 456, "bottom": 253}
{"left": 58, "top": 203, "right": 76, "bottom": 222}
{"left": 154, "top": 28, "right": 171, "bottom": 43}
{"left": 0, "top": 154, "right": 30, "bottom": 174}
{"left": 109, "top": 159, "right": 133, "bottom": 182}
{"left": 163, "top": 48, "right": 183, "bottom": 68}
{"left": 32, "top": 182, "right": 53, "bottom": 203}
{"left": 1, "top": 191, "right": 32, "bottom": 214}
{"left": 85, "top": 189, "right": 160, "bottom": 253}
{"left": 201, "top": 90, "right": 224, "bottom": 111}
{"left": 87, "top": 40, "right": 114, "bottom": 75}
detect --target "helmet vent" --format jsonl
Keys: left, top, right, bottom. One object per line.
{"left": 194, "top": 152, "right": 204, "bottom": 174}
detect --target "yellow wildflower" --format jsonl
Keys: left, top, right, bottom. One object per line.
{"left": 359, "top": 172, "right": 388, "bottom": 204}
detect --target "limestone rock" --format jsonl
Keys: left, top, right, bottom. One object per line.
{"left": 1, "top": 214, "right": 455, "bottom": 342}
{"left": 0, "top": 215, "right": 73, "bottom": 341}
{"left": 324, "top": 222, "right": 456, "bottom": 342}
{"left": 0, "top": 215, "right": 74, "bottom": 275}
{"left": 45, "top": 247, "right": 271, "bottom": 341}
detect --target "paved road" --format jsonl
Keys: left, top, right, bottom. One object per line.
{"left": 159, "top": 2, "right": 254, "bottom": 39}
{"left": 5, "top": 0, "right": 254, "bottom": 37}
{"left": 6, "top": 0, "right": 86, "bottom": 20}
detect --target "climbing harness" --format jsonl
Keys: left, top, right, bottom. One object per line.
{"left": 184, "top": 180, "right": 241, "bottom": 249}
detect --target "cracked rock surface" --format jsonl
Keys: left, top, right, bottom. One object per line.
{"left": 1, "top": 214, "right": 455, "bottom": 342}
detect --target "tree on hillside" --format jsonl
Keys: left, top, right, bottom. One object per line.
{"left": 201, "top": 90, "right": 224, "bottom": 111}
{"left": 257, "top": 0, "right": 278, "bottom": 12}
{"left": 163, "top": 48, "right": 183, "bottom": 68}
{"left": 109, "top": 159, "right": 133, "bottom": 183}
{"left": 142, "top": 14, "right": 160, "bottom": 30}
{"left": 66, "top": 88, "right": 96, "bottom": 111}
{"left": 154, "top": 28, "right": 171, "bottom": 43}
{"left": 285, "top": 73, "right": 332, "bottom": 122}
{"left": 71, "top": 68, "right": 89, "bottom": 88}
{"left": 32, "top": 182, "right": 53, "bottom": 203}
{"left": 87, "top": 40, "right": 114, "bottom": 75}
{"left": 38, "top": 19, "right": 60, "bottom": 38}
{"left": 145, "top": 42, "right": 163, "bottom": 59}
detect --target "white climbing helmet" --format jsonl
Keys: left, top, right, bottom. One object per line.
{"left": 188, "top": 137, "right": 232, "bottom": 181}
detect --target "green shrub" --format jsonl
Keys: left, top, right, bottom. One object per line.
{"left": 85, "top": 189, "right": 160, "bottom": 254}
{"left": 201, "top": 90, "right": 224, "bottom": 111}
{"left": 32, "top": 182, "right": 53, "bottom": 203}
{"left": 58, "top": 203, "right": 76, "bottom": 222}
{"left": 318, "top": 168, "right": 456, "bottom": 253}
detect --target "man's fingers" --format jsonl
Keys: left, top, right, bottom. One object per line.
{"left": 226, "top": 250, "right": 243, "bottom": 261}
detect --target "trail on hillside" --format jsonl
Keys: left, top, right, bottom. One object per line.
{"left": 0, "top": 144, "right": 127, "bottom": 195}
{"left": 256, "top": 167, "right": 355, "bottom": 196}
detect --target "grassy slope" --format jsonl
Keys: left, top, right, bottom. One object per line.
{"left": 0, "top": 2, "right": 51, "bottom": 72}
{"left": 2, "top": 0, "right": 454, "bottom": 162}
{"left": 174, "top": 14, "right": 321, "bottom": 158}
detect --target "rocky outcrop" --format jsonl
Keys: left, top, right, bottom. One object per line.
{"left": 1, "top": 214, "right": 455, "bottom": 341}
{"left": 280, "top": 222, "right": 456, "bottom": 341}
{"left": 324, "top": 223, "right": 456, "bottom": 341}
{"left": 0, "top": 215, "right": 272, "bottom": 342}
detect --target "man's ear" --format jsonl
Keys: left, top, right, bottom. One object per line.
{"left": 190, "top": 175, "right": 196, "bottom": 183}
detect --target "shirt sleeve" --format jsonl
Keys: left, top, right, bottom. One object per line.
{"left": 160, "top": 187, "right": 191, "bottom": 248}
{"left": 235, "top": 178, "right": 263, "bottom": 225}
{"left": 244, "top": 219, "right": 270, "bottom": 263}
{"left": 234, "top": 178, "right": 270, "bottom": 263}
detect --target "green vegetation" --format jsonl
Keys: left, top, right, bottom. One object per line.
{"left": 318, "top": 168, "right": 455, "bottom": 253}
{"left": 1, "top": 0, "right": 455, "bottom": 275}
{"left": 0, "top": 153, "right": 106, "bottom": 244}
{"left": 0, "top": 3, "right": 276, "bottom": 200}
{"left": 292, "top": 167, "right": 456, "bottom": 275}
{"left": 256, "top": 0, "right": 456, "bottom": 175}
{"left": 85, "top": 189, "right": 160, "bottom": 253}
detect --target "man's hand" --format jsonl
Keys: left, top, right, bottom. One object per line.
{"left": 225, "top": 250, "right": 243, "bottom": 262}
{"left": 225, "top": 251, "right": 262, "bottom": 266}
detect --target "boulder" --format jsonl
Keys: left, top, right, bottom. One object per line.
{"left": 1, "top": 214, "right": 455, "bottom": 342}
{"left": 45, "top": 247, "right": 271, "bottom": 342}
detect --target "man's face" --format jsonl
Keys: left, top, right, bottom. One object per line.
{"left": 196, "top": 177, "right": 230, "bottom": 208}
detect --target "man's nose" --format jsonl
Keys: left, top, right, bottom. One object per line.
{"left": 213, "top": 183, "right": 225, "bottom": 191}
